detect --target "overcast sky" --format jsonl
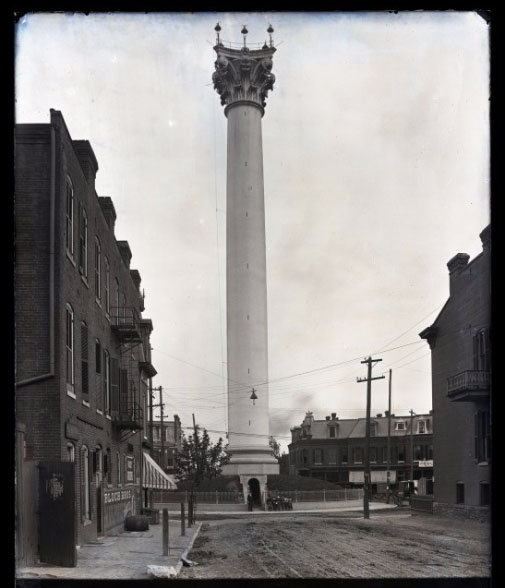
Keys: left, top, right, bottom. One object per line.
{"left": 15, "top": 11, "right": 489, "bottom": 452}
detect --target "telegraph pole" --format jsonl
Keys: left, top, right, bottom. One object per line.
{"left": 150, "top": 386, "right": 165, "bottom": 469}
{"left": 386, "top": 369, "right": 392, "bottom": 504}
{"left": 409, "top": 409, "right": 415, "bottom": 491}
{"left": 357, "top": 357, "right": 385, "bottom": 519}
{"left": 159, "top": 386, "right": 165, "bottom": 470}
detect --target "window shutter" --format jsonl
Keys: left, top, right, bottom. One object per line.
{"left": 110, "top": 358, "right": 119, "bottom": 415}
{"left": 120, "top": 368, "right": 129, "bottom": 415}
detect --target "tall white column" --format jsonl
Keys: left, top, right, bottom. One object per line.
{"left": 213, "top": 39, "right": 279, "bottom": 477}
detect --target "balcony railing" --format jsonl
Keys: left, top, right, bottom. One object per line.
{"left": 447, "top": 370, "right": 491, "bottom": 401}
{"left": 113, "top": 399, "right": 144, "bottom": 430}
{"left": 111, "top": 306, "right": 142, "bottom": 343}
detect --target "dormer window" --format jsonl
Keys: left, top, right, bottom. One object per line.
{"left": 395, "top": 421, "right": 406, "bottom": 431}
{"left": 370, "top": 422, "right": 377, "bottom": 437}
{"left": 417, "top": 420, "right": 426, "bottom": 434}
{"left": 328, "top": 425, "right": 336, "bottom": 438}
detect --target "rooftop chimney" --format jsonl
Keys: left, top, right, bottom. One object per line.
{"left": 447, "top": 253, "right": 470, "bottom": 275}
{"left": 480, "top": 225, "right": 491, "bottom": 251}
{"left": 384, "top": 410, "right": 389, "bottom": 417}
{"left": 331, "top": 412, "right": 336, "bottom": 420}
{"left": 376, "top": 413, "right": 382, "bottom": 418}
{"left": 325, "top": 416, "right": 330, "bottom": 421}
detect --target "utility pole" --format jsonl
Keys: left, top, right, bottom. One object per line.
{"left": 409, "top": 409, "right": 415, "bottom": 492}
{"left": 159, "top": 386, "right": 165, "bottom": 471}
{"left": 357, "top": 356, "right": 385, "bottom": 519}
{"left": 386, "top": 369, "right": 392, "bottom": 504}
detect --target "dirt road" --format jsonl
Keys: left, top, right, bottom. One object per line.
{"left": 180, "top": 511, "right": 491, "bottom": 579}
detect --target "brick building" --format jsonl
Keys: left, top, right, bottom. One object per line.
{"left": 288, "top": 411, "right": 433, "bottom": 492}
{"left": 150, "top": 415, "right": 182, "bottom": 475}
{"left": 420, "top": 225, "right": 491, "bottom": 518}
{"left": 15, "top": 110, "right": 168, "bottom": 565}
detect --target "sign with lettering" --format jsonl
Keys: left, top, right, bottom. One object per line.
{"left": 418, "top": 460, "right": 433, "bottom": 468}
{"left": 104, "top": 489, "right": 132, "bottom": 505}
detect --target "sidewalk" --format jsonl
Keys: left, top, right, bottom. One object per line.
{"left": 16, "top": 516, "right": 202, "bottom": 580}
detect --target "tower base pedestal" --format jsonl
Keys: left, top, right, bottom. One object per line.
{"left": 222, "top": 455, "right": 279, "bottom": 507}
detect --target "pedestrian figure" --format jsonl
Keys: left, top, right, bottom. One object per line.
{"left": 247, "top": 493, "right": 253, "bottom": 511}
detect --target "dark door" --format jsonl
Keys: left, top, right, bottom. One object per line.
{"left": 248, "top": 478, "right": 261, "bottom": 506}
{"left": 38, "top": 461, "right": 76, "bottom": 567}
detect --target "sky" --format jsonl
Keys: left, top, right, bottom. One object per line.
{"left": 15, "top": 11, "right": 490, "bottom": 453}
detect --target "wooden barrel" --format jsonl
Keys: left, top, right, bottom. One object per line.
{"left": 124, "top": 515, "right": 149, "bottom": 532}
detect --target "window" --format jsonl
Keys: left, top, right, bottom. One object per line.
{"left": 81, "top": 445, "right": 91, "bottom": 521}
{"left": 104, "top": 257, "right": 110, "bottom": 316}
{"left": 165, "top": 426, "right": 171, "bottom": 442}
{"left": 414, "top": 445, "right": 424, "bottom": 461}
{"left": 81, "top": 322, "right": 89, "bottom": 398}
{"left": 397, "top": 445, "right": 406, "bottom": 463}
{"left": 480, "top": 482, "right": 490, "bottom": 506}
{"left": 94, "top": 445, "right": 103, "bottom": 484}
{"left": 328, "top": 449, "right": 337, "bottom": 464}
{"left": 370, "top": 447, "right": 377, "bottom": 463}
{"left": 66, "top": 179, "right": 74, "bottom": 257}
{"left": 104, "top": 350, "right": 110, "bottom": 415}
{"left": 117, "top": 452, "right": 122, "bottom": 486}
{"left": 328, "top": 425, "right": 336, "bottom": 438}
{"left": 370, "top": 422, "right": 377, "bottom": 437}
{"left": 115, "top": 278, "right": 120, "bottom": 324}
{"left": 417, "top": 420, "right": 426, "bottom": 434}
{"left": 67, "top": 443, "right": 75, "bottom": 463}
{"left": 125, "top": 456, "right": 135, "bottom": 484}
{"left": 341, "top": 449, "right": 348, "bottom": 464}
{"left": 428, "top": 445, "right": 433, "bottom": 460}
{"left": 95, "top": 339, "right": 101, "bottom": 374}
{"left": 78, "top": 205, "right": 88, "bottom": 278}
{"left": 475, "top": 411, "right": 491, "bottom": 463}
{"left": 94, "top": 237, "right": 101, "bottom": 301}
{"left": 456, "top": 482, "right": 465, "bottom": 505}
{"left": 395, "top": 422, "right": 406, "bottom": 431}
{"left": 302, "top": 449, "right": 308, "bottom": 465}
{"left": 313, "top": 448, "right": 323, "bottom": 464}
{"left": 382, "top": 447, "right": 389, "bottom": 464}
{"left": 473, "top": 328, "right": 490, "bottom": 371}
{"left": 353, "top": 447, "right": 363, "bottom": 464}
{"left": 66, "top": 304, "right": 74, "bottom": 393}
{"left": 106, "top": 448, "right": 112, "bottom": 485}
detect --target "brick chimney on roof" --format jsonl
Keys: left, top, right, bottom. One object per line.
{"left": 73, "top": 140, "right": 98, "bottom": 188}
{"left": 117, "top": 241, "right": 132, "bottom": 268}
{"left": 99, "top": 197, "right": 116, "bottom": 234}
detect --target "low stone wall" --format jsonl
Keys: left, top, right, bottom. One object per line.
{"left": 433, "top": 502, "right": 490, "bottom": 522}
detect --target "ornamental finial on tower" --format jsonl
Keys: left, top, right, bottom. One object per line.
{"left": 212, "top": 27, "right": 277, "bottom": 113}
{"left": 214, "top": 22, "right": 221, "bottom": 45}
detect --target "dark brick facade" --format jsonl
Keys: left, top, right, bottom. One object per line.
{"left": 288, "top": 411, "right": 434, "bottom": 490}
{"left": 420, "top": 226, "right": 491, "bottom": 516}
{"left": 15, "top": 110, "right": 157, "bottom": 548}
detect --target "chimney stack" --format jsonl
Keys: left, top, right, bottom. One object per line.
{"left": 99, "top": 197, "right": 117, "bottom": 234}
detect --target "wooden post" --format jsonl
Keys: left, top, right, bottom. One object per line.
{"left": 162, "top": 509, "right": 169, "bottom": 556}
{"left": 180, "top": 503, "right": 185, "bottom": 536}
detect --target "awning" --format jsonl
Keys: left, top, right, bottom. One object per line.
{"left": 142, "top": 451, "right": 178, "bottom": 490}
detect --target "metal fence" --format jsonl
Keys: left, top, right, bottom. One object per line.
{"left": 269, "top": 488, "right": 363, "bottom": 502}
{"left": 152, "top": 488, "right": 363, "bottom": 504}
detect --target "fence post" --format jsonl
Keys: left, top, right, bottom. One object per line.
{"left": 180, "top": 503, "right": 185, "bottom": 536}
{"left": 162, "top": 509, "right": 169, "bottom": 556}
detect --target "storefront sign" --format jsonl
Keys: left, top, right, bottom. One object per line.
{"left": 418, "top": 460, "right": 433, "bottom": 467}
{"left": 104, "top": 489, "right": 132, "bottom": 505}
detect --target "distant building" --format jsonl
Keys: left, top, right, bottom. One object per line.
{"left": 288, "top": 411, "right": 433, "bottom": 491}
{"left": 150, "top": 415, "right": 182, "bottom": 474}
{"left": 420, "top": 225, "right": 491, "bottom": 519}
{"left": 15, "top": 110, "right": 173, "bottom": 567}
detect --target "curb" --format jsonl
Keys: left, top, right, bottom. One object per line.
{"left": 174, "top": 522, "right": 203, "bottom": 576}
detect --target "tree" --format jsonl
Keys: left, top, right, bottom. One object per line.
{"left": 269, "top": 436, "right": 281, "bottom": 460}
{"left": 175, "top": 425, "right": 230, "bottom": 488}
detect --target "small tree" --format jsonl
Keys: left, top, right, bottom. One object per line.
{"left": 269, "top": 436, "right": 281, "bottom": 460}
{"left": 175, "top": 425, "right": 230, "bottom": 488}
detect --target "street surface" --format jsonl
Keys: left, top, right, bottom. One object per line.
{"left": 180, "top": 510, "right": 491, "bottom": 579}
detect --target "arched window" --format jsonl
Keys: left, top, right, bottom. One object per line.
{"left": 66, "top": 178, "right": 74, "bottom": 257}
{"left": 81, "top": 445, "right": 91, "bottom": 521}
{"left": 81, "top": 321, "right": 89, "bottom": 399}
{"left": 104, "top": 257, "right": 110, "bottom": 316}
{"left": 78, "top": 205, "right": 88, "bottom": 278}
{"left": 67, "top": 442, "right": 75, "bottom": 463}
{"left": 104, "top": 349, "right": 110, "bottom": 415}
{"left": 94, "top": 445, "right": 103, "bottom": 485}
{"left": 66, "top": 304, "right": 74, "bottom": 393}
{"left": 94, "top": 237, "right": 101, "bottom": 301}
{"left": 474, "top": 328, "right": 490, "bottom": 371}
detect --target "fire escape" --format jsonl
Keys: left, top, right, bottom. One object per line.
{"left": 111, "top": 305, "right": 144, "bottom": 441}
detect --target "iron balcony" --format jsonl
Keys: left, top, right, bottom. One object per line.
{"left": 447, "top": 370, "right": 491, "bottom": 401}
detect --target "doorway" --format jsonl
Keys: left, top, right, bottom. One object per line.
{"left": 248, "top": 478, "right": 261, "bottom": 506}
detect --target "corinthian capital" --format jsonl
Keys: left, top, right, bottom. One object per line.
{"left": 212, "top": 45, "right": 276, "bottom": 115}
